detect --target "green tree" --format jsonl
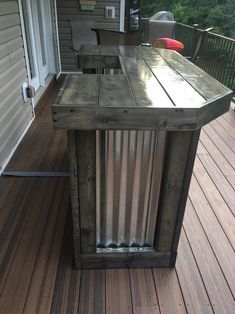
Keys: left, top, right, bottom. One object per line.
{"left": 141, "top": 0, "right": 235, "bottom": 38}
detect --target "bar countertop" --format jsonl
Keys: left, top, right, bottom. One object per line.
{"left": 52, "top": 45, "right": 233, "bottom": 131}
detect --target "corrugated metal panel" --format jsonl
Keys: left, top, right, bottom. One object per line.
{"left": 57, "top": 0, "right": 121, "bottom": 71}
{"left": 96, "top": 130, "right": 166, "bottom": 248}
{"left": 0, "top": 1, "right": 33, "bottom": 169}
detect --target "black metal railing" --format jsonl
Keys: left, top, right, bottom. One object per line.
{"left": 175, "top": 22, "right": 235, "bottom": 91}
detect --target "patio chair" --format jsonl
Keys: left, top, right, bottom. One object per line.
{"left": 92, "top": 28, "right": 140, "bottom": 46}
{"left": 148, "top": 11, "right": 176, "bottom": 44}
{"left": 68, "top": 19, "right": 97, "bottom": 54}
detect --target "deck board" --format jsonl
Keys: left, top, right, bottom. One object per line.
{"left": 0, "top": 78, "right": 234, "bottom": 313}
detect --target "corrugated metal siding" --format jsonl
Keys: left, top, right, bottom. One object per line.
{"left": 57, "top": 0, "right": 121, "bottom": 71}
{"left": 0, "top": 1, "right": 33, "bottom": 170}
{"left": 96, "top": 130, "right": 166, "bottom": 248}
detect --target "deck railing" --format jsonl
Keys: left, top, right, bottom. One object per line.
{"left": 140, "top": 19, "right": 235, "bottom": 92}
{"left": 175, "top": 23, "right": 235, "bottom": 92}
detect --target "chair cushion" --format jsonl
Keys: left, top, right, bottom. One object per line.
{"left": 152, "top": 38, "right": 184, "bottom": 52}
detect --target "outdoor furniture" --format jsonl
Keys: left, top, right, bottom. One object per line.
{"left": 52, "top": 45, "right": 233, "bottom": 269}
{"left": 152, "top": 38, "right": 184, "bottom": 52}
{"left": 148, "top": 11, "right": 175, "bottom": 44}
{"left": 92, "top": 28, "right": 140, "bottom": 46}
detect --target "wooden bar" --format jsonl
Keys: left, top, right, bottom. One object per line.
{"left": 52, "top": 45, "right": 233, "bottom": 269}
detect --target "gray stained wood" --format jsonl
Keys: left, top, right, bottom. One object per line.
{"left": 0, "top": 79, "right": 235, "bottom": 313}
{"left": 53, "top": 45, "right": 233, "bottom": 131}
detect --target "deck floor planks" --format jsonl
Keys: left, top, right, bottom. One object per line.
{"left": 189, "top": 175, "right": 235, "bottom": 295}
{"left": 106, "top": 269, "right": 132, "bottom": 314}
{"left": 0, "top": 78, "right": 234, "bottom": 313}
{"left": 152, "top": 268, "right": 186, "bottom": 314}
{"left": 203, "top": 124, "right": 235, "bottom": 169}
{"left": 193, "top": 157, "right": 235, "bottom": 248}
{"left": 176, "top": 230, "right": 213, "bottom": 313}
{"left": 199, "top": 130, "right": 235, "bottom": 188}
{"left": 183, "top": 199, "right": 235, "bottom": 313}
{"left": 197, "top": 153, "right": 235, "bottom": 215}
{"left": 0, "top": 178, "right": 37, "bottom": 294}
{"left": 50, "top": 212, "right": 81, "bottom": 314}
{"left": 129, "top": 269, "right": 160, "bottom": 314}
{"left": 78, "top": 270, "right": 106, "bottom": 314}
{"left": 23, "top": 178, "right": 70, "bottom": 314}
{"left": 210, "top": 119, "right": 235, "bottom": 152}
{"left": 0, "top": 178, "right": 58, "bottom": 313}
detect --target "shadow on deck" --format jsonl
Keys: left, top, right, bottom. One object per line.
{"left": 0, "top": 80, "right": 234, "bottom": 313}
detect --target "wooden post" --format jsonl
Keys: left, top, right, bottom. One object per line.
{"left": 154, "top": 130, "right": 200, "bottom": 265}
{"left": 67, "top": 130, "right": 81, "bottom": 268}
{"left": 75, "top": 130, "right": 97, "bottom": 256}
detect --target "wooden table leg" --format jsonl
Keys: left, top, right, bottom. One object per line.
{"left": 154, "top": 130, "right": 200, "bottom": 266}
{"left": 68, "top": 130, "right": 97, "bottom": 268}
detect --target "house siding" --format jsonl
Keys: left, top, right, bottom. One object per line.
{"left": 57, "top": 0, "right": 121, "bottom": 71}
{"left": 0, "top": 0, "right": 33, "bottom": 170}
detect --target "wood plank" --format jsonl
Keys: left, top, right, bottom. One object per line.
{"left": 199, "top": 129, "right": 235, "bottom": 177}
{"left": 67, "top": 130, "right": 81, "bottom": 268}
{"left": 153, "top": 268, "right": 186, "bottom": 314}
{"left": 176, "top": 230, "right": 213, "bottom": 313}
{"left": 193, "top": 157, "right": 235, "bottom": 248}
{"left": 23, "top": 178, "right": 70, "bottom": 313}
{"left": 58, "top": 75, "right": 99, "bottom": 106}
{"left": 129, "top": 269, "right": 160, "bottom": 314}
{"left": 81, "top": 251, "right": 173, "bottom": 269}
{"left": 155, "top": 48, "right": 232, "bottom": 99}
{"left": 0, "top": 178, "right": 35, "bottom": 293}
{"left": 99, "top": 75, "right": 136, "bottom": 107}
{"left": 155, "top": 131, "right": 199, "bottom": 253}
{"left": 189, "top": 175, "right": 235, "bottom": 295}
{"left": 78, "top": 270, "right": 105, "bottom": 314}
{"left": 0, "top": 178, "right": 59, "bottom": 313}
{"left": 137, "top": 46, "right": 205, "bottom": 108}
{"left": 120, "top": 58, "right": 174, "bottom": 108}
{"left": 198, "top": 153, "right": 235, "bottom": 215}
{"left": 183, "top": 199, "right": 235, "bottom": 313}
{"left": 75, "top": 130, "right": 96, "bottom": 254}
{"left": 50, "top": 212, "right": 81, "bottom": 314}
{"left": 106, "top": 269, "right": 132, "bottom": 314}
{"left": 203, "top": 124, "right": 235, "bottom": 169}
{"left": 210, "top": 119, "right": 235, "bottom": 153}
{"left": 53, "top": 106, "right": 198, "bottom": 131}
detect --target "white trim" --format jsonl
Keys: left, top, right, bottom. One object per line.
{"left": 119, "top": 0, "right": 125, "bottom": 31}
{"left": 54, "top": 0, "right": 62, "bottom": 75}
{"left": 0, "top": 117, "right": 35, "bottom": 175}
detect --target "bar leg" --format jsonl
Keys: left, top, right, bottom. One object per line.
{"left": 154, "top": 130, "right": 200, "bottom": 266}
{"left": 67, "top": 130, "right": 97, "bottom": 268}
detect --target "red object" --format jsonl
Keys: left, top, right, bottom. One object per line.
{"left": 152, "top": 38, "right": 184, "bottom": 52}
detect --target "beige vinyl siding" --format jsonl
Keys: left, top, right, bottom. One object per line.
{"left": 0, "top": 0, "right": 33, "bottom": 170}
{"left": 57, "top": 0, "right": 121, "bottom": 71}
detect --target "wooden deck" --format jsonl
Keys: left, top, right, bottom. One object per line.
{"left": 0, "top": 80, "right": 234, "bottom": 313}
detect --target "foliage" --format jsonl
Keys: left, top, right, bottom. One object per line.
{"left": 141, "top": 0, "right": 235, "bottom": 38}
